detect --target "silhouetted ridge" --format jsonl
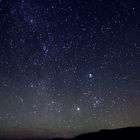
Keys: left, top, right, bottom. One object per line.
{"left": 0, "top": 127, "right": 140, "bottom": 140}
{"left": 73, "top": 127, "right": 140, "bottom": 140}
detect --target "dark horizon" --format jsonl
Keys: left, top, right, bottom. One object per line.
{"left": 0, "top": 127, "right": 140, "bottom": 139}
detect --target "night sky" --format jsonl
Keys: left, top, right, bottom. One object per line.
{"left": 0, "top": 0, "right": 140, "bottom": 138}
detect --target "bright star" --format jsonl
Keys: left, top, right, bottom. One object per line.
{"left": 89, "top": 73, "right": 93, "bottom": 78}
{"left": 77, "top": 107, "right": 80, "bottom": 111}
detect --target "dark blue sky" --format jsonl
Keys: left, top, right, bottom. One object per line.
{"left": 0, "top": 0, "right": 140, "bottom": 138}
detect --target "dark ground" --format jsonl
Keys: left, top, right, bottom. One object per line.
{"left": 0, "top": 127, "right": 140, "bottom": 140}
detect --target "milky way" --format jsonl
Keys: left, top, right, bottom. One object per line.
{"left": 0, "top": 0, "right": 140, "bottom": 138}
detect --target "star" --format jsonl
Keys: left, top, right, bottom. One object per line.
{"left": 88, "top": 73, "right": 93, "bottom": 78}
{"left": 76, "top": 107, "right": 80, "bottom": 112}
{"left": 30, "top": 84, "right": 34, "bottom": 88}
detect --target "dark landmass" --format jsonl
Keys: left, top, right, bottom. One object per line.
{"left": 0, "top": 127, "right": 140, "bottom": 140}
{"left": 72, "top": 127, "right": 140, "bottom": 140}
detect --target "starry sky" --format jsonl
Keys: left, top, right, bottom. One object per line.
{"left": 0, "top": 0, "right": 140, "bottom": 138}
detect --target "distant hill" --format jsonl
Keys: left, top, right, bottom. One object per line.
{"left": 0, "top": 127, "right": 140, "bottom": 140}
{"left": 73, "top": 127, "right": 140, "bottom": 140}
{"left": 50, "top": 127, "right": 140, "bottom": 140}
